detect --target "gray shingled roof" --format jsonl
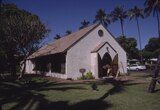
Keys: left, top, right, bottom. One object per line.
{"left": 29, "top": 23, "right": 99, "bottom": 59}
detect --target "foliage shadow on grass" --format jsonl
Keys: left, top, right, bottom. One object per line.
{"left": 98, "top": 78, "right": 124, "bottom": 100}
{"left": 0, "top": 79, "right": 112, "bottom": 110}
{"left": 35, "top": 99, "right": 111, "bottom": 110}
{"left": 153, "top": 88, "right": 160, "bottom": 93}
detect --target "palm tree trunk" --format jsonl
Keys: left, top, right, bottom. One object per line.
{"left": 18, "top": 58, "right": 26, "bottom": 79}
{"left": 156, "top": 11, "right": 160, "bottom": 38}
{"left": 120, "top": 19, "right": 124, "bottom": 36}
{"left": 148, "top": 56, "right": 160, "bottom": 93}
{"left": 136, "top": 17, "right": 143, "bottom": 63}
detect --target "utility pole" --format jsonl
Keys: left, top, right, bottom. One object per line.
{"left": 148, "top": 56, "right": 160, "bottom": 93}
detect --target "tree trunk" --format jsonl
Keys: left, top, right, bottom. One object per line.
{"left": 156, "top": 11, "right": 160, "bottom": 38}
{"left": 148, "top": 56, "right": 160, "bottom": 93}
{"left": 120, "top": 19, "right": 124, "bottom": 36}
{"left": 136, "top": 17, "right": 143, "bottom": 64}
{"left": 18, "top": 58, "right": 26, "bottom": 79}
{"left": 10, "top": 54, "right": 17, "bottom": 76}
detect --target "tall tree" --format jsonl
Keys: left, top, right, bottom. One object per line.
{"left": 79, "top": 20, "right": 90, "bottom": 30}
{"left": 144, "top": 0, "right": 160, "bottom": 37}
{"left": 110, "top": 6, "right": 128, "bottom": 36}
{"left": 93, "top": 9, "right": 110, "bottom": 26}
{"left": 0, "top": 3, "right": 49, "bottom": 78}
{"left": 128, "top": 6, "right": 144, "bottom": 63}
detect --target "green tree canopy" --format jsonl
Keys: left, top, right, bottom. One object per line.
{"left": 0, "top": 3, "right": 49, "bottom": 77}
{"left": 145, "top": 37, "right": 160, "bottom": 51}
{"left": 143, "top": 37, "right": 160, "bottom": 59}
{"left": 116, "top": 36, "right": 139, "bottom": 59}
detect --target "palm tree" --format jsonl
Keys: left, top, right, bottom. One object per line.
{"left": 93, "top": 9, "right": 110, "bottom": 26}
{"left": 110, "top": 6, "right": 127, "bottom": 36}
{"left": 128, "top": 6, "right": 144, "bottom": 63}
{"left": 54, "top": 34, "right": 61, "bottom": 40}
{"left": 144, "top": 0, "right": 160, "bottom": 37}
{"left": 79, "top": 20, "right": 90, "bottom": 30}
{"left": 65, "top": 30, "right": 72, "bottom": 35}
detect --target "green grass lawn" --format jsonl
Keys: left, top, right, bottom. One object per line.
{"left": 0, "top": 74, "right": 160, "bottom": 110}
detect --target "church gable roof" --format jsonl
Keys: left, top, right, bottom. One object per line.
{"left": 29, "top": 23, "right": 99, "bottom": 59}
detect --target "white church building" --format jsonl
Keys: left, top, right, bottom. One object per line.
{"left": 25, "top": 23, "right": 127, "bottom": 79}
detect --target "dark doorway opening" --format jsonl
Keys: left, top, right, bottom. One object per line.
{"left": 99, "top": 52, "right": 112, "bottom": 78}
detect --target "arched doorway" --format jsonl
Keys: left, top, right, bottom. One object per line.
{"left": 100, "top": 52, "right": 112, "bottom": 77}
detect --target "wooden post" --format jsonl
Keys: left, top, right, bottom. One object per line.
{"left": 115, "top": 69, "right": 120, "bottom": 80}
{"left": 148, "top": 56, "right": 160, "bottom": 93}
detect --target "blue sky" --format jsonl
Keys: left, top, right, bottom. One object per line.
{"left": 2, "top": 0, "right": 158, "bottom": 49}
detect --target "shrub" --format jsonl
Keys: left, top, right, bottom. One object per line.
{"left": 78, "top": 71, "right": 95, "bottom": 80}
{"left": 91, "top": 83, "right": 98, "bottom": 91}
{"left": 85, "top": 71, "right": 95, "bottom": 80}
